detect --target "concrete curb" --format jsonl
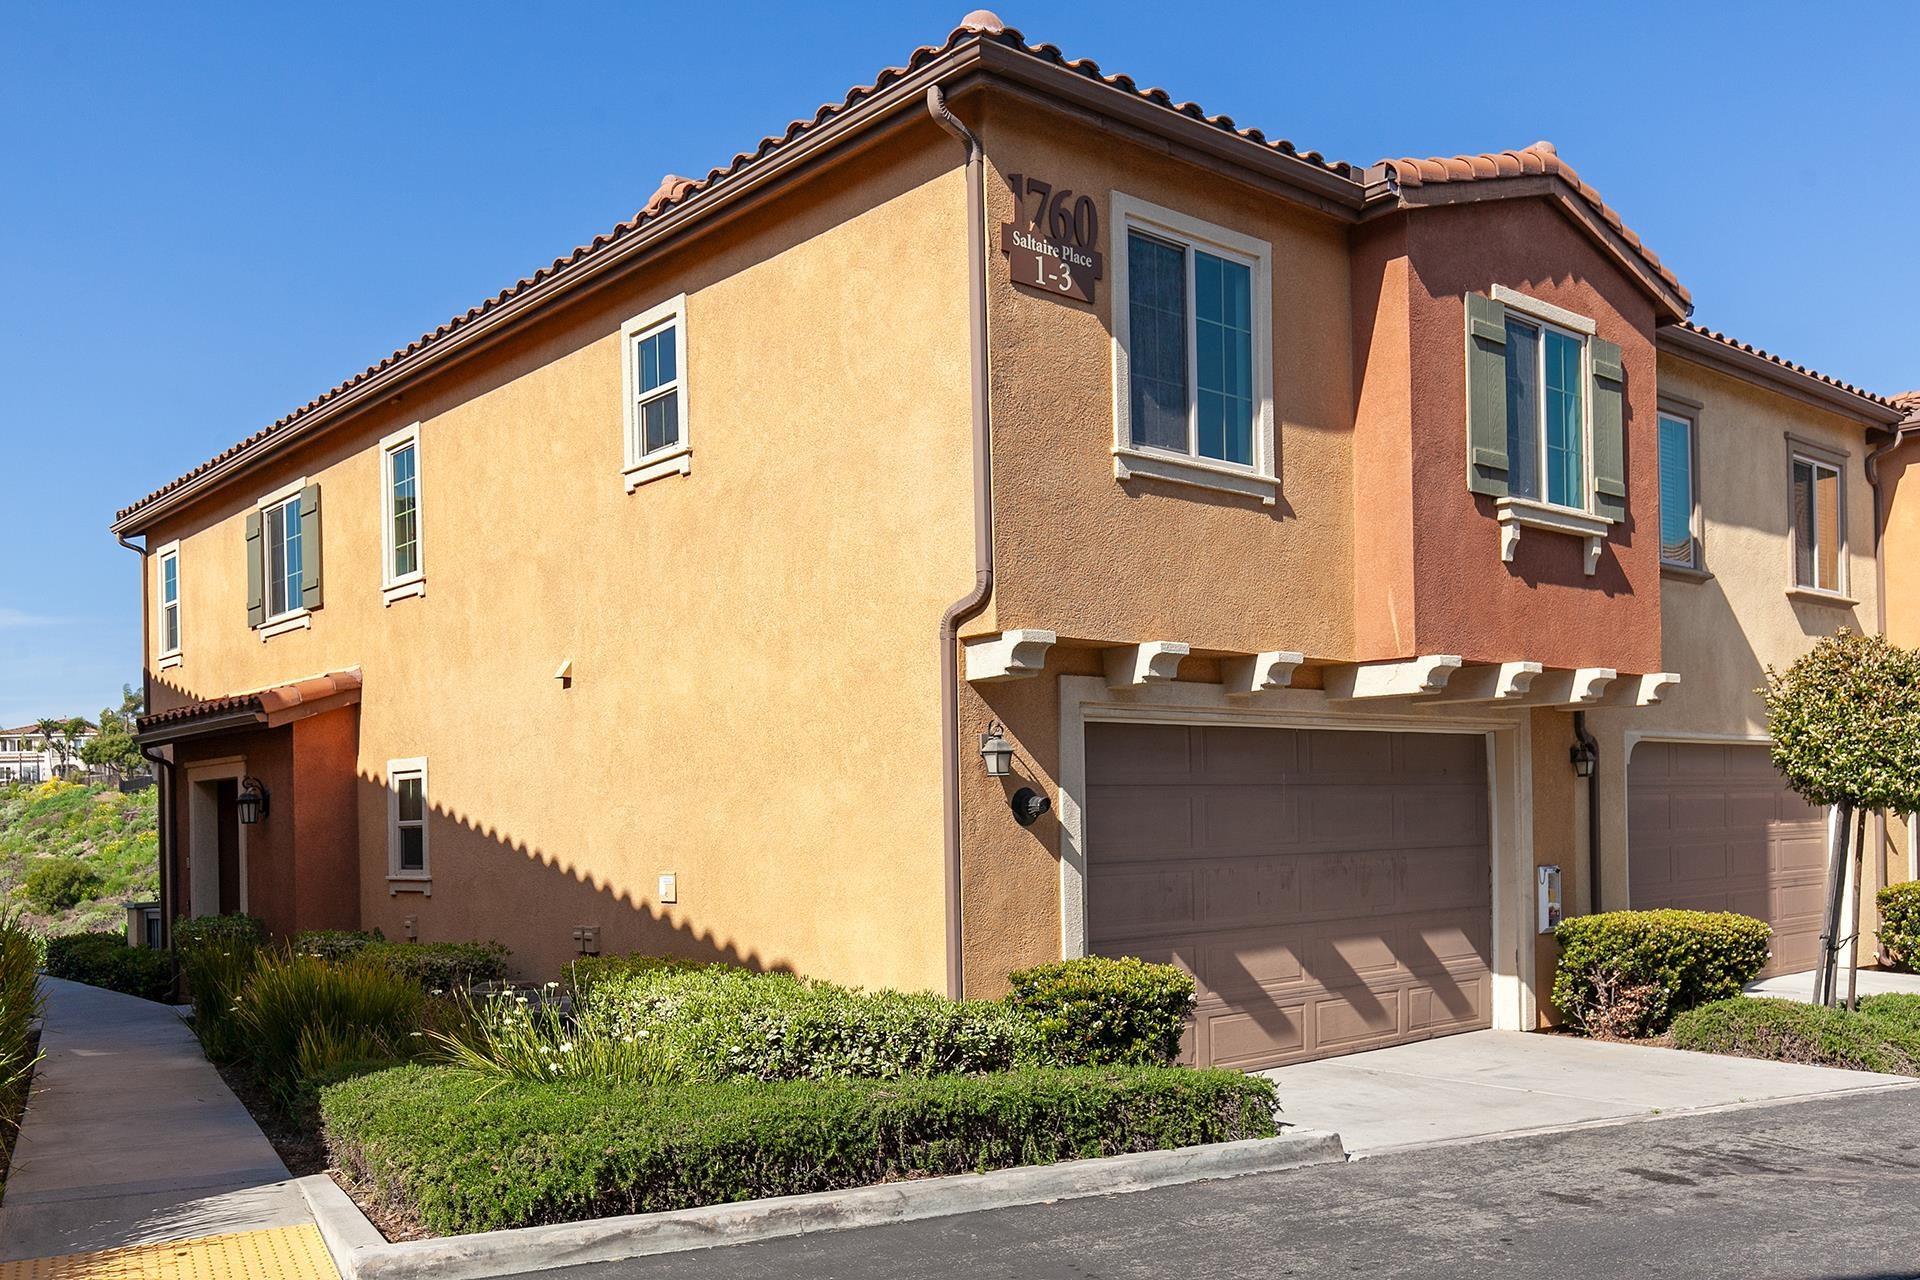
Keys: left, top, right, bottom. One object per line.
{"left": 299, "top": 1129, "right": 1345, "bottom": 1280}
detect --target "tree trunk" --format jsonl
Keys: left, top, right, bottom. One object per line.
{"left": 1847, "top": 807, "right": 1868, "bottom": 1011}
{"left": 1817, "top": 801, "right": 1855, "bottom": 1006}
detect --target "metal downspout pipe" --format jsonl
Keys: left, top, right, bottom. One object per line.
{"left": 118, "top": 530, "right": 175, "bottom": 958}
{"left": 927, "top": 85, "right": 994, "bottom": 1000}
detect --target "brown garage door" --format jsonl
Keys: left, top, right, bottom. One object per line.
{"left": 1085, "top": 722, "right": 1492, "bottom": 1070}
{"left": 1628, "top": 741, "right": 1827, "bottom": 977}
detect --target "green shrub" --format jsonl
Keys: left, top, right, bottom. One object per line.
{"left": 292, "top": 929, "right": 381, "bottom": 963}
{"left": 234, "top": 950, "right": 424, "bottom": 1102}
{"left": 21, "top": 857, "right": 104, "bottom": 913}
{"left": 1553, "top": 910, "right": 1772, "bottom": 1038}
{"left": 1858, "top": 992, "right": 1920, "bottom": 1040}
{"left": 1005, "top": 956, "right": 1196, "bottom": 1067}
{"left": 322, "top": 1064, "right": 1278, "bottom": 1235}
{"left": 0, "top": 910, "right": 44, "bottom": 1128}
{"left": 434, "top": 989, "right": 666, "bottom": 1089}
{"left": 1878, "top": 881, "right": 1920, "bottom": 973}
{"left": 578, "top": 965, "right": 1032, "bottom": 1082}
{"left": 1669, "top": 997, "right": 1920, "bottom": 1075}
{"left": 174, "top": 913, "right": 265, "bottom": 954}
{"left": 44, "top": 931, "right": 173, "bottom": 1002}
{"left": 357, "top": 941, "right": 510, "bottom": 990}
{"left": 564, "top": 952, "right": 709, "bottom": 992}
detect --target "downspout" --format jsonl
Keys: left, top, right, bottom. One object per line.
{"left": 927, "top": 84, "right": 993, "bottom": 1000}
{"left": 119, "top": 530, "right": 174, "bottom": 957}
{"left": 1573, "top": 711, "right": 1601, "bottom": 913}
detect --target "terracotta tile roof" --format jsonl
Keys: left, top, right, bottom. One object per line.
{"left": 0, "top": 722, "right": 95, "bottom": 737}
{"left": 1371, "top": 141, "right": 1689, "bottom": 308}
{"left": 137, "top": 671, "right": 362, "bottom": 733}
{"left": 1669, "top": 322, "right": 1901, "bottom": 411}
{"left": 113, "top": 11, "right": 1359, "bottom": 531}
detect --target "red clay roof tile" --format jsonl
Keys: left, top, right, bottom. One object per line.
{"left": 1670, "top": 322, "right": 1900, "bottom": 411}
{"left": 137, "top": 671, "right": 362, "bottom": 733}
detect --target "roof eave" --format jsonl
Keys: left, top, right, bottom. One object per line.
{"left": 1657, "top": 325, "right": 1904, "bottom": 428}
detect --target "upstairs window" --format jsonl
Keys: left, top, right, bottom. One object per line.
{"left": 246, "top": 480, "right": 322, "bottom": 635}
{"left": 1110, "top": 193, "right": 1275, "bottom": 503}
{"left": 157, "top": 542, "right": 182, "bottom": 664}
{"left": 381, "top": 424, "right": 424, "bottom": 603}
{"left": 1790, "top": 451, "right": 1845, "bottom": 595}
{"left": 1658, "top": 411, "right": 1699, "bottom": 569}
{"left": 1502, "top": 314, "right": 1586, "bottom": 508}
{"left": 621, "top": 294, "right": 691, "bottom": 491}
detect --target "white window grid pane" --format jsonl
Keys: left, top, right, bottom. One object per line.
{"left": 631, "top": 322, "right": 681, "bottom": 460}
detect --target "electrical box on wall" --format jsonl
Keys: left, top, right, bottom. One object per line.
{"left": 1537, "top": 865, "right": 1563, "bottom": 934}
{"left": 571, "top": 925, "right": 601, "bottom": 955}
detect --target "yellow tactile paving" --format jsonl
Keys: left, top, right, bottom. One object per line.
{"left": 0, "top": 1224, "right": 338, "bottom": 1280}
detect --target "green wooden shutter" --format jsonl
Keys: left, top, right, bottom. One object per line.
{"left": 1590, "top": 337, "right": 1626, "bottom": 522}
{"left": 1465, "top": 293, "right": 1510, "bottom": 496}
{"left": 299, "top": 482, "right": 323, "bottom": 611}
{"left": 245, "top": 510, "right": 265, "bottom": 628}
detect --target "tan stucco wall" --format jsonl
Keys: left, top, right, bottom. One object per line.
{"left": 144, "top": 124, "right": 976, "bottom": 987}
{"left": 1875, "top": 437, "right": 1920, "bottom": 906}
{"left": 1585, "top": 353, "right": 1884, "bottom": 940}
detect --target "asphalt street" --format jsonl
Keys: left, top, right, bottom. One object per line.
{"left": 527, "top": 1089, "right": 1920, "bottom": 1280}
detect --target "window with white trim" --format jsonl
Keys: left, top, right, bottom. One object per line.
{"left": 1501, "top": 310, "right": 1589, "bottom": 510}
{"left": 621, "top": 294, "right": 690, "bottom": 490}
{"left": 263, "top": 490, "right": 303, "bottom": 620}
{"left": 158, "top": 542, "right": 182, "bottom": 663}
{"left": 1110, "top": 194, "right": 1275, "bottom": 501}
{"left": 387, "top": 758, "right": 429, "bottom": 882}
{"left": 380, "top": 424, "right": 424, "bottom": 601}
{"left": 1657, "top": 411, "right": 1699, "bottom": 569}
{"left": 1790, "top": 450, "right": 1845, "bottom": 594}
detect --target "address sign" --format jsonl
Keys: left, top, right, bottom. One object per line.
{"left": 1000, "top": 174, "right": 1103, "bottom": 304}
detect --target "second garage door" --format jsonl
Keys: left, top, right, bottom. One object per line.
{"left": 1628, "top": 740, "right": 1827, "bottom": 977}
{"left": 1085, "top": 722, "right": 1493, "bottom": 1070}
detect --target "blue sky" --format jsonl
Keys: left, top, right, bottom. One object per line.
{"left": 1, "top": 2, "right": 1914, "bottom": 725}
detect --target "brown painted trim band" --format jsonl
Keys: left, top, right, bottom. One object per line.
{"left": 927, "top": 84, "right": 993, "bottom": 1001}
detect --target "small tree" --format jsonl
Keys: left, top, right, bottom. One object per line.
{"left": 1762, "top": 629, "right": 1920, "bottom": 1005}
{"left": 81, "top": 686, "right": 144, "bottom": 780}
{"left": 33, "top": 717, "right": 88, "bottom": 778}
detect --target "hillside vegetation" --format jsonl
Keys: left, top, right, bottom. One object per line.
{"left": 0, "top": 781, "right": 157, "bottom": 935}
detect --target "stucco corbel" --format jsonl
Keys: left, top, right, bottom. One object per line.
{"left": 1103, "top": 641, "right": 1190, "bottom": 689}
{"left": 962, "top": 630, "right": 1057, "bottom": 683}
{"left": 1596, "top": 672, "right": 1681, "bottom": 707}
{"left": 1420, "top": 660, "right": 1544, "bottom": 703}
{"left": 1514, "top": 667, "right": 1618, "bottom": 706}
{"left": 1222, "top": 650, "right": 1306, "bottom": 698}
{"left": 1321, "top": 655, "right": 1463, "bottom": 699}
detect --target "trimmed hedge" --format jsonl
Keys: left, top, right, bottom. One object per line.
{"left": 1858, "top": 993, "right": 1920, "bottom": 1039}
{"left": 357, "top": 941, "right": 510, "bottom": 991}
{"left": 1007, "top": 957, "right": 1195, "bottom": 1067}
{"left": 323, "top": 1064, "right": 1279, "bottom": 1234}
{"left": 1879, "top": 881, "right": 1920, "bottom": 973}
{"left": 44, "top": 931, "right": 173, "bottom": 1002}
{"left": 579, "top": 965, "right": 1034, "bottom": 1081}
{"left": 1553, "top": 909, "right": 1771, "bottom": 1038}
{"left": 564, "top": 952, "right": 709, "bottom": 992}
{"left": 1669, "top": 996, "right": 1920, "bottom": 1076}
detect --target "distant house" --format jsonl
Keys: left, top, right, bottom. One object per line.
{"left": 0, "top": 723, "right": 96, "bottom": 784}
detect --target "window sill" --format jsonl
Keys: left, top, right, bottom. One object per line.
{"left": 382, "top": 577, "right": 426, "bottom": 606}
{"left": 624, "top": 446, "right": 692, "bottom": 493}
{"left": 1787, "top": 587, "right": 1859, "bottom": 608}
{"left": 257, "top": 611, "right": 311, "bottom": 641}
{"left": 387, "top": 875, "right": 432, "bottom": 897}
{"left": 1660, "top": 562, "right": 1714, "bottom": 584}
{"left": 156, "top": 651, "right": 183, "bottom": 671}
{"left": 1112, "top": 447, "right": 1277, "bottom": 505}
{"left": 1495, "top": 498, "right": 1610, "bottom": 575}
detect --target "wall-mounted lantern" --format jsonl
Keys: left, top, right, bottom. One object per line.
{"left": 237, "top": 775, "right": 270, "bottom": 825}
{"left": 978, "top": 722, "right": 1015, "bottom": 778}
{"left": 1569, "top": 740, "right": 1597, "bottom": 779}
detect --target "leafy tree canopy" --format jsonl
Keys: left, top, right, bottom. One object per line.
{"left": 1763, "top": 628, "right": 1920, "bottom": 813}
{"left": 79, "top": 685, "right": 144, "bottom": 778}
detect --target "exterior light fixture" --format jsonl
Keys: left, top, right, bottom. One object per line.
{"left": 236, "top": 775, "right": 270, "bottom": 825}
{"left": 1569, "top": 741, "right": 1597, "bottom": 779}
{"left": 978, "top": 722, "right": 1015, "bottom": 778}
{"left": 1011, "top": 786, "right": 1052, "bottom": 827}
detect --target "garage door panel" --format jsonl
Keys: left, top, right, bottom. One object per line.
{"left": 1629, "top": 742, "right": 1827, "bottom": 979}
{"left": 1087, "top": 722, "right": 1492, "bottom": 1070}
{"left": 1086, "top": 723, "right": 1194, "bottom": 782}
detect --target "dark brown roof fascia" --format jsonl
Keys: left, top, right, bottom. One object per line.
{"left": 1657, "top": 325, "right": 1904, "bottom": 428}
{"left": 111, "top": 38, "right": 994, "bottom": 539}
{"left": 134, "top": 708, "right": 267, "bottom": 747}
{"left": 973, "top": 41, "right": 1364, "bottom": 219}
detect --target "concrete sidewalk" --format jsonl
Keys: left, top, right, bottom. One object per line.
{"left": 0, "top": 977, "right": 314, "bottom": 1261}
{"left": 1747, "top": 967, "right": 1920, "bottom": 1002}
{"left": 1266, "top": 1029, "right": 1918, "bottom": 1155}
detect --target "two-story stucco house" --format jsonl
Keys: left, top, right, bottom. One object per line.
{"left": 0, "top": 723, "right": 96, "bottom": 784}
{"left": 113, "top": 12, "right": 1912, "bottom": 1069}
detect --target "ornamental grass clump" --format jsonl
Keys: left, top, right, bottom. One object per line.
{"left": 432, "top": 985, "right": 667, "bottom": 1090}
{"left": 232, "top": 950, "right": 424, "bottom": 1100}
{"left": 0, "top": 910, "right": 44, "bottom": 1129}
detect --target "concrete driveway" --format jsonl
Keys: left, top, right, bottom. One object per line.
{"left": 1746, "top": 966, "right": 1920, "bottom": 1002}
{"left": 1264, "top": 1029, "right": 1917, "bottom": 1155}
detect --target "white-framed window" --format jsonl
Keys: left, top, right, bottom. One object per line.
{"left": 380, "top": 423, "right": 425, "bottom": 603}
{"left": 1789, "top": 446, "right": 1847, "bottom": 596}
{"left": 1494, "top": 286, "right": 1595, "bottom": 513}
{"left": 1110, "top": 192, "right": 1276, "bottom": 504}
{"left": 387, "top": 757, "right": 429, "bottom": 886}
{"left": 620, "top": 294, "right": 690, "bottom": 491}
{"left": 156, "top": 540, "right": 182, "bottom": 667}
{"left": 260, "top": 482, "right": 305, "bottom": 621}
{"left": 1657, "top": 410, "right": 1700, "bottom": 569}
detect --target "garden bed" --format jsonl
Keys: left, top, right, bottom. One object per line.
{"left": 1666, "top": 994, "right": 1920, "bottom": 1075}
